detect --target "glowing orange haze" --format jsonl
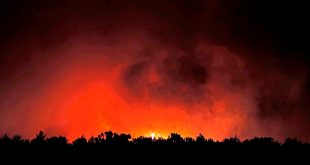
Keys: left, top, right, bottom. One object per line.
{"left": 3, "top": 34, "right": 267, "bottom": 141}
{"left": 46, "top": 73, "right": 248, "bottom": 141}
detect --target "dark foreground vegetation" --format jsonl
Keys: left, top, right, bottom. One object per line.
{"left": 0, "top": 131, "right": 309, "bottom": 163}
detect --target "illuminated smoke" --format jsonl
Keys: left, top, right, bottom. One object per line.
{"left": 0, "top": 0, "right": 309, "bottom": 141}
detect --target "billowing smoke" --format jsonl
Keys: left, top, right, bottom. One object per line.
{"left": 0, "top": 0, "right": 309, "bottom": 141}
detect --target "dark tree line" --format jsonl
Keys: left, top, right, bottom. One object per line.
{"left": 0, "top": 130, "right": 308, "bottom": 148}
{"left": 0, "top": 130, "right": 309, "bottom": 163}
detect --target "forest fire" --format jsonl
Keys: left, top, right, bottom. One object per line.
{"left": 0, "top": 0, "right": 309, "bottom": 142}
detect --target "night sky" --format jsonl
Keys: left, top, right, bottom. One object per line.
{"left": 0, "top": 0, "right": 310, "bottom": 141}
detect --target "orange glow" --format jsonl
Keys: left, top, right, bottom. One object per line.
{"left": 2, "top": 37, "right": 266, "bottom": 141}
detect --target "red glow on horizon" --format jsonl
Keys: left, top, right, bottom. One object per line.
{"left": 0, "top": 35, "right": 285, "bottom": 141}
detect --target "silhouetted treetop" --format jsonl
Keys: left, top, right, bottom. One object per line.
{"left": 0, "top": 130, "right": 309, "bottom": 151}
{"left": 31, "top": 130, "right": 46, "bottom": 145}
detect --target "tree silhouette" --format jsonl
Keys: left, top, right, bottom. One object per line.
{"left": 73, "top": 136, "right": 88, "bottom": 146}
{"left": 184, "top": 137, "right": 194, "bottom": 143}
{"left": 0, "top": 130, "right": 309, "bottom": 162}
{"left": 12, "top": 134, "right": 28, "bottom": 145}
{"left": 196, "top": 133, "right": 206, "bottom": 144}
{"left": 46, "top": 136, "right": 68, "bottom": 145}
{"left": 223, "top": 136, "right": 241, "bottom": 146}
{"left": 105, "top": 131, "right": 113, "bottom": 143}
{"left": 133, "top": 136, "right": 153, "bottom": 145}
{"left": 168, "top": 133, "right": 184, "bottom": 144}
{"left": 113, "top": 133, "right": 131, "bottom": 144}
{"left": 31, "top": 131, "right": 46, "bottom": 145}
{"left": 0, "top": 134, "right": 12, "bottom": 145}
{"left": 283, "top": 138, "right": 303, "bottom": 146}
{"left": 243, "top": 137, "right": 280, "bottom": 148}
